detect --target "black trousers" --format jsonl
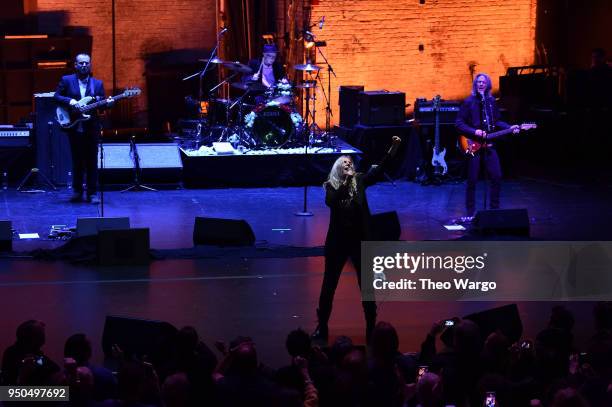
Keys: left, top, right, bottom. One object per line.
{"left": 68, "top": 130, "right": 98, "bottom": 195}
{"left": 317, "top": 239, "right": 377, "bottom": 326}
{"left": 466, "top": 147, "right": 501, "bottom": 215}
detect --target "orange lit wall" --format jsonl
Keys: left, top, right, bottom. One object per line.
{"left": 302, "top": 0, "right": 537, "bottom": 124}
{"left": 36, "top": 0, "right": 217, "bottom": 124}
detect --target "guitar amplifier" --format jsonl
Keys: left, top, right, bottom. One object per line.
{"left": 339, "top": 85, "right": 364, "bottom": 128}
{"left": 0, "top": 125, "right": 32, "bottom": 147}
{"left": 414, "top": 98, "right": 461, "bottom": 125}
{"left": 359, "top": 91, "right": 405, "bottom": 126}
{"left": 34, "top": 92, "right": 73, "bottom": 185}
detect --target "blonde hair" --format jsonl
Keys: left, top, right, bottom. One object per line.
{"left": 325, "top": 155, "right": 357, "bottom": 198}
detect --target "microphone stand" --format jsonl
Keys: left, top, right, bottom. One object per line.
{"left": 480, "top": 93, "right": 492, "bottom": 212}
{"left": 99, "top": 134, "right": 105, "bottom": 216}
{"left": 182, "top": 28, "right": 226, "bottom": 101}
{"left": 120, "top": 135, "right": 157, "bottom": 193}
{"left": 316, "top": 45, "right": 335, "bottom": 137}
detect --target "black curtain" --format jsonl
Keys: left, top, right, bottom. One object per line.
{"left": 222, "top": 0, "right": 276, "bottom": 64}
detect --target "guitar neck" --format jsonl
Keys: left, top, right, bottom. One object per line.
{"left": 485, "top": 127, "right": 514, "bottom": 141}
{"left": 82, "top": 94, "right": 127, "bottom": 112}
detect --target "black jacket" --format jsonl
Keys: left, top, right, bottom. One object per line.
{"left": 245, "top": 58, "right": 286, "bottom": 85}
{"left": 455, "top": 94, "right": 510, "bottom": 141}
{"left": 54, "top": 73, "right": 106, "bottom": 131}
{"left": 324, "top": 154, "right": 391, "bottom": 247}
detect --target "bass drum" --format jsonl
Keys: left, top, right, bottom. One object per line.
{"left": 251, "top": 104, "right": 303, "bottom": 147}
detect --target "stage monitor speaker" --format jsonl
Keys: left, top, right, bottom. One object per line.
{"left": 193, "top": 217, "right": 255, "bottom": 246}
{"left": 102, "top": 315, "right": 177, "bottom": 362}
{"left": 136, "top": 143, "right": 183, "bottom": 169}
{"left": 339, "top": 85, "right": 364, "bottom": 128}
{"left": 359, "top": 91, "right": 405, "bottom": 126}
{"left": 35, "top": 93, "right": 72, "bottom": 185}
{"left": 0, "top": 220, "right": 12, "bottom": 252}
{"left": 370, "top": 211, "right": 401, "bottom": 241}
{"left": 76, "top": 217, "right": 130, "bottom": 237}
{"left": 473, "top": 209, "right": 530, "bottom": 237}
{"left": 99, "top": 144, "right": 133, "bottom": 169}
{"left": 464, "top": 304, "right": 523, "bottom": 343}
{"left": 99, "top": 143, "right": 182, "bottom": 184}
{"left": 97, "top": 228, "right": 150, "bottom": 266}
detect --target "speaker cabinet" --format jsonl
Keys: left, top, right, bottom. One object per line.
{"left": 98, "top": 143, "right": 182, "bottom": 184}
{"left": 370, "top": 211, "right": 401, "bottom": 241}
{"left": 193, "top": 217, "right": 255, "bottom": 246}
{"left": 76, "top": 217, "right": 130, "bottom": 237}
{"left": 34, "top": 93, "right": 72, "bottom": 185}
{"left": 97, "top": 228, "right": 150, "bottom": 266}
{"left": 339, "top": 85, "right": 364, "bottom": 128}
{"left": 0, "top": 220, "right": 12, "bottom": 252}
{"left": 359, "top": 91, "right": 405, "bottom": 126}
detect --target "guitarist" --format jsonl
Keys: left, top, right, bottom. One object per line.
{"left": 54, "top": 53, "right": 111, "bottom": 203}
{"left": 455, "top": 73, "right": 519, "bottom": 217}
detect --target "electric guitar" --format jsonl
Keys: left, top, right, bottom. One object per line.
{"left": 459, "top": 122, "right": 537, "bottom": 155}
{"left": 56, "top": 87, "right": 141, "bottom": 129}
{"left": 430, "top": 95, "right": 447, "bottom": 175}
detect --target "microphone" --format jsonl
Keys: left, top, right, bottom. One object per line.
{"left": 319, "top": 16, "right": 325, "bottom": 29}
{"left": 218, "top": 27, "right": 228, "bottom": 36}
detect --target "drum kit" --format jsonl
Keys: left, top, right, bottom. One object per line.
{"left": 186, "top": 56, "right": 327, "bottom": 150}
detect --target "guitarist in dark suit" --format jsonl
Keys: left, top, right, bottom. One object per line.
{"left": 54, "top": 53, "right": 110, "bottom": 203}
{"left": 455, "top": 73, "right": 519, "bottom": 217}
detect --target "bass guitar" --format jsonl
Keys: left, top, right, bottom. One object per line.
{"left": 430, "top": 95, "right": 447, "bottom": 175}
{"left": 459, "top": 122, "right": 537, "bottom": 155}
{"left": 56, "top": 87, "right": 141, "bottom": 129}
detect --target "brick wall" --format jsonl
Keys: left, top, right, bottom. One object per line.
{"left": 36, "top": 0, "right": 217, "bottom": 125}
{"left": 285, "top": 0, "right": 537, "bottom": 125}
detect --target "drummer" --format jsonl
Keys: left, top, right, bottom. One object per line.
{"left": 245, "top": 44, "right": 287, "bottom": 89}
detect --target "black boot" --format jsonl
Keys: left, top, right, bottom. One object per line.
{"left": 311, "top": 308, "right": 329, "bottom": 344}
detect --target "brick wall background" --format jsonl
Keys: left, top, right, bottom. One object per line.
{"left": 36, "top": 0, "right": 217, "bottom": 125}
{"left": 34, "top": 0, "right": 537, "bottom": 127}
{"left": 292, "top": 0, "right": 537, "bottom": 124}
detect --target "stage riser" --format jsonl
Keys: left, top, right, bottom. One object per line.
{"left": 181, "top": 151, "right": 359, "bottom": 188}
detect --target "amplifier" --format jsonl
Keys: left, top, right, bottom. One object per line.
{"left": 339, "top": 85, "right": 364, "bottom": 128}
{"left": 0, "top": 125, "right": 31, "bottom": 147}
{"left": 359, "top": 91, "right": 405, "bottom": 126}
{"left": 414, "top": 98, "right": 461, "bottom": 125}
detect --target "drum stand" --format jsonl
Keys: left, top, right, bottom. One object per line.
{"left": 302, "top": 72, "right": 323, "bottom": 145}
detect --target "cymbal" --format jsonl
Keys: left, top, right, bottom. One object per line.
{"left": 223, "top": 61, "right": 253, "bottom": 73}
{"left": 198, "top": 57, "right": 225, "bottom": 64}
{"left": 231, "top": 81, "right": 268, "bottom": 92}
{"left": 294, "top": 63, "right": 322, "bottom": 72}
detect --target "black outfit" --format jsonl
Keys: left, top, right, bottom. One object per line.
{"left": 246, "top": 58, "right": 286, "bottom": 86}
{"left": 54, "top": 73, "right": 106, "bottom": 196}
{"left": 242, "top": 58, "right": 286, "bottom": 104}
{"left": 455, "top": 94, "right": 510, "bottom": 216}
{"left": 317, "top": 155, "right": 391, "bottom": 336}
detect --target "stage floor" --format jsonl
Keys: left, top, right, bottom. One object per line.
{"left": 1, "top": 178, "right": 611, "bottom": 368}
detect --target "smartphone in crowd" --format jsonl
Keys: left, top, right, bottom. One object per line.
{"left": 485, "top": 391, "right": 496, "bottom": 407}
{"left": 444, "top": 319, "right": 455, "bottom": 327}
